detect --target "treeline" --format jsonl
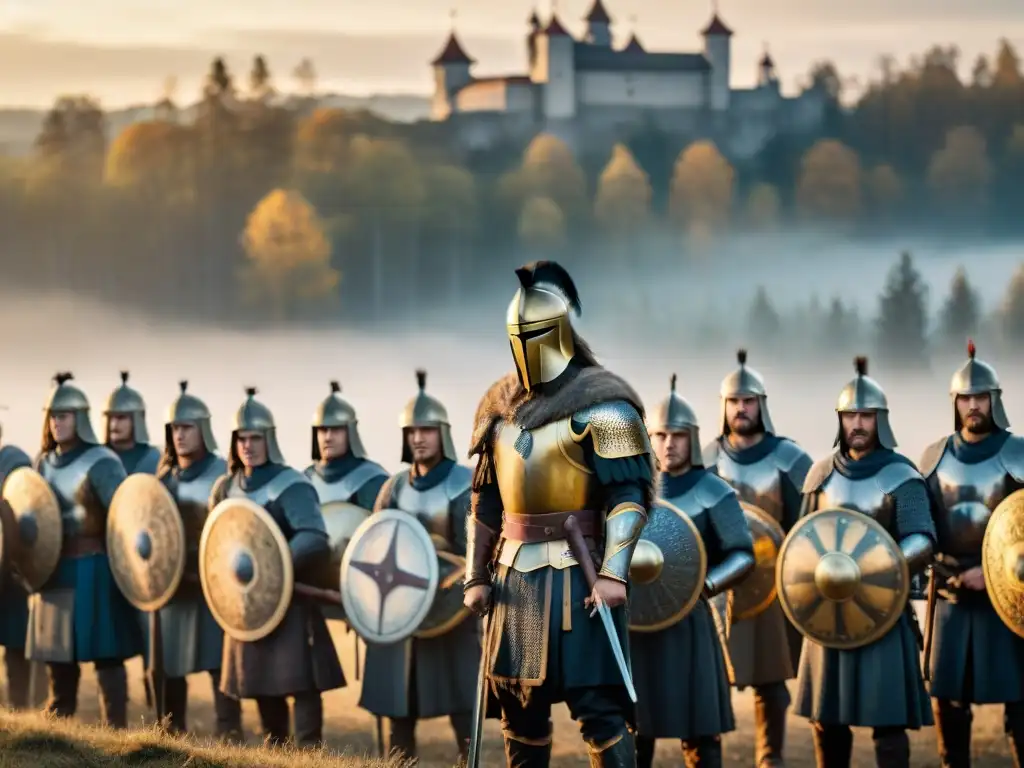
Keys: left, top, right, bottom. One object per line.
{"left": 0, "top": 42, "right": 1023, "bottom": 325}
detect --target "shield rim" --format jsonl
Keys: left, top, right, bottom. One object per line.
{"left": 414, "top": 550, "right": 471, "bottom": 639}
{"left": 982, "top": 488, "right": 1024, "bottom": 640}
{"left": 340, "top": 508, "right": 440, "bottom": 644}
{"left": 2, "top": 467, "right": 62, "bottom": 592}
{"left": 730, "top": 501, "right": 784, "bottom": 622}
{"left": 628, "top": 497, "right": 708, "bottom": 633}
{"left": 776, "top": 506, "right": 910, "bottom": 651}
{"left": 199, "top": 497, "right": 294, "bottom": 643}
{"left": 106, "top": 474, "right": 186, "bottom": 612}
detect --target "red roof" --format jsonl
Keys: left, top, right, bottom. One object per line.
{"left": 701, "top": 13, "right": 733, "bottom": 36}
{"left": 623, "top": 34, "right": 644, "bottom": 53}
{"left": 545, "top": 15, "right": 571, "bottom": 36}
{"left": 586, "top": 0, "right": 612, "bottom": 24}
{"left": 431, "top": 32, "right": 473, "bottom": 65}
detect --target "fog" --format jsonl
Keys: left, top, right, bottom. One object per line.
{"left": 2, "top": 235, "right": 1022, "bottom": 472}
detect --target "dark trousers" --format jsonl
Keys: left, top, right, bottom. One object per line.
{"left": 4, "top": 647, "right": 30, "bottom": 709}
{"left": 637, "top": 735, "right": 723, "bottom": 768}
{"left": 161, "top": 670, "right": 242, "bottom": 739}
{"left": 753, "top": 681, "right": 790, "bottom": 767}
{"left": 811, "top": 722, "right": 910, "bottom": 768}
{"left": 387, "top": 712, "right": 473, "bottom": 762}
{"left": 934, "top": 698, "right": 1024, "bottom": 768}
{"left": 46, "top": 659, "right": 128, "bottom": 728}
{"left": 254, "top": 692, "right": 324, "bottom": 747}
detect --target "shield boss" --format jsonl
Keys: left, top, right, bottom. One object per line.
{"left": 317, "top": 501, "right": 372, "bottom": 621}
{"left": 730, "top": 503, "right": 785, "bottom": 622}
{"left": 107, "top": 474, "right": 185, "bottom": 612}
{"left": 777, "top": 507, "right": 909, "bottom": 650}
{"left": 983, "top": 489, "right": 1024, "bottom": 640}
{"left": 200, "top": 498, "right": 293, "bottom": 643}
{"left": 340, "top": 509, "right": 439, "bottom": 644}
{"left": 628, "top": 498, "right": 707, "bottom": 633}
{"left": 1, "top": 468, "right": 62, "bottom": 592}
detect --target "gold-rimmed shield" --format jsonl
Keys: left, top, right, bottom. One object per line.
{"left": 982, "top": 489, "right": 1024, "bottom": 639}
{"left": 415, "top": 551, "right": 471, "bottom": 639}
{"left": 1, "top": 468, "right": 62, "bottom": 592}
{"left": 730, "top": 502, "right": 785, "bottom": 621}
{"left": 777, "top": 507, "right": 909, "bottom": 650}
{"left": 316, "top": 500, "right": 373, "bottom": 621}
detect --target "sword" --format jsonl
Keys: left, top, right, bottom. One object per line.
{"left": 709, "top": 593, "right": 736, "bottom": 685}
{"left": 563, "top": 516, "right": 637, "bottom": 703}
{"left": 922, "top": 563, "right": 939, "bottom": 683}
{"left": 466, "top": 606, "right": 492, "bottom": 768}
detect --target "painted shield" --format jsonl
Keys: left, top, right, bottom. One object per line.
{"left": 199, "top": 497, "right": 293, "bottom": 643}
{"left": 1, "top": 467, "right": 62, "bottom": 592}
{"left": 316, "top": 501, "right": 372, "bottom": 621}
{"left": 106, "top": 474, "right": 186, "bottom": 612}
{"left": 730, "top": 502, "right": 785, "bottom": 622}
{"left": 628, "top": 498, "right": 708, "bottom": 633}
{"left": 777, "top": 507, "right": 909, "bottom": 650}
{"left": 340, "top": 509, "right": 439, "bottom": 644}
{"left": 982, "top": 489, "right": 1024, "bottom": 639}
{"left": 415, "top": 551, "right": 472, "bottom": 639}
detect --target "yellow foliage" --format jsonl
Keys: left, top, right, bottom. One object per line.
{"left": 669, "top": 140, "right": 734, "bottom": 233}
{"left": 519, "top": 196, "right": 566, "bottom": 248}
{"left": 294, "top": 108, "right": 353, "bottom": 174}
{"left": 927, "top": 126, "right": 992, "bottom": 211}
{"left": 796, "top": 139, "right": 862, "bottom": 220}
{"left": 594, "top": 144, "right": 651, "bottom": 234}
{"left": 500, "top": 133, "right": 587, "bottom": 226}
{"left": 745, "top": 183, "right": 781, "bottom": 230}
{"left": 104, "top": 120, "right": 193, "bottom": 203}
{"left": 346, "top": 136, "right": 425, "bottom": 225}
{"left": 866, "top": 164, "right": 904, "bottom": 212}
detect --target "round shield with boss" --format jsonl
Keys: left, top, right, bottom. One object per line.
{"left": 776, "top": 507, "right": 909, "bottom": 650}
{"left": 729, "top": 502, "right": 785, "bottom": 622}
{"left": 107, "top": 474, "right": 186, "bottom": 612}
{"left": 340, "top": 509, "right": 440, "bottom": 645}
{"left": 982, "top": 489, "right": 1024, "bottom": 640}
{"left": 628, "top": 498, "right": 707, "bottom": 633}
{"left": 416, "top": 549, "right": 471, "bottom": 639}
{"left": 313, "top": 501, "right": 372, "bottom": 621}
{"left": 1, "top": 467, "right": 62, "bottom": 592}
{"left": 200, "top": 497, "right": 294, "bottom": 643}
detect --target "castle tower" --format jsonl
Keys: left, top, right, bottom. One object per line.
{"left": 531, "top": 13, "right": 577, "bottom": 120}
{"left": 430, "top": 29, "right": 474, "bottom": 120}
{"left": 701, "top": 7, "right": 733, "bottom": 111}
{"left": 584, "top": 0, "right": 612, "bottom": 47}
{"left": 758, "top": 46, "right": 779, "bottom": 89}
{"left": 528, "top": 9, "right": 542, "bottom": 67}
{"left": 623, "top": 15, "right": 644, "bottom": 53}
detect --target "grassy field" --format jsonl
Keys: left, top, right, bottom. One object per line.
{"left": 0, "top": 622, "right": 1016, "bottom": 767}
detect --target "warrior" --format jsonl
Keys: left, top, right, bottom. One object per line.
{"left": 152, "top": 381, "right": 242, "bottom": 738}
{"left": 104, "top": 371, "right": 161, "bottom": 475}
{"left": 304, "top": 380, "right": 388, "bottom": 512}
{"left": 918, "top": 341, "right": 1024, "bottom": 767}
{"left": 634, "top": 375, "right": 755, "bottom": 768}
{"left": 27, "top": 373, "right": 143, "bottom": 727}
{"left": 0, "top": 422, "right": 34, "bottom": 709}
{"left": 464, "top": 261, "right": 655, "bottom": 767}
{"left": 702, "top": 349, "right": 812, "bottom": 767}
{"left": 794, "top": 357, "right": 934, "bottom": 767}
{"left": 360, "top": 369, "right": 477, "bottom": 762}
{"left": 209, "top": 388, "right": 345, "bottom": 746}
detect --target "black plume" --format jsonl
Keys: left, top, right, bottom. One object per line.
{"left": 416, "top": 369, "right": 427, "bottom": 390}
{"left": 179, "top": 380, "right": 188, "bottom": 393}
{"left": 245, "top": 386, "right": 258, "bottom": 397}
{"left": 54, "top": 372, "right": 74, "bottom": 385}
{"left": 120, "top": 371, "right": 129, "bottom": 384}
{"left": 669, "top": 373, "right": 677, "bottom": 392}
{"left": 855, "top": 356, "right": 868, "bottom": 376}
{"left": 737, "top": 349, "right": 747, "bottom": 365}
{"left": 330, "top": 380, "right": 341, "bottom": 393}
{"left": 514, "top": 260, "right": 582, "bottom": 314}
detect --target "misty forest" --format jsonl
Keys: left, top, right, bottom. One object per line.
{"left": 2, "top": 41, "right": 1024, "bottom": 368}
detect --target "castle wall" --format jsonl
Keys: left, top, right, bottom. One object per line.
{"left": 456, "top": 80, "right": 535, "bottom": 114}
{"left": 576, "top": 71, "right": 707, "bottom": 109}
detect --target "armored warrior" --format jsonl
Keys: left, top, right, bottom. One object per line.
{"left": 464, "top": 261, "right": 655, "bottom": 767}
{"left": 208, "top": 388, "right": 345, "bottom": 746}
{"left": 305, "top": 380, "right": 388, "bottom": 512}
{"left": 27, "top": 373, "right": 142, "bottom": 727}
{"left": 918, "top": 341, "right": 1024, "bottom": 766}
{"left": 702, "top": 349, "right": 812, "bottom": 767}
{"left": 151, "top": 381, "right": 242, "bottom": 738}
{"left": 360, "top": 369, "right": 477, "bottom": 762}
{"left": 793, "top": 357, "right": 934, "bottom": 768}
{"left": 104, "top": 371, "right": 161, "bottom": 475}
{"left": 634, "top": 375, "right": 755, "bottom": 768}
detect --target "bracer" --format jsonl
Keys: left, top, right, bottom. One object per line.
{"left": 600, "top": 501, "right": 647, "bottom": 583}
{"left": 705, "top": 550, "right": 756, "bottom": 598}
{"left": 464, "top": 517, "right": 499, "bottom": 590}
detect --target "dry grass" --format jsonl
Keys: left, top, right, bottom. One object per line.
{"left": 0, "top": 623, "right": 1016, "bottom": 767}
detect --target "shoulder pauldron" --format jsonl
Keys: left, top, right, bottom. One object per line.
{"left": 694, "top": 472, "right": 735, "bottom": 509}
{"left": 802, "top": 455, "right": 836, "bottom": 494}
{"left": 917, "top": 437, "right": 949, "bottom": 479}
{"left": 999, "top": 435, "right": 1024, "bottom": 483}
{"left": 570, "top": 400, "right": 650, "bottom": 459}
{"left": 874, "top": 461, "right": 922, "bottom": 494}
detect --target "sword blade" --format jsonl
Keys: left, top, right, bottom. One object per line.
{"left": 596, "top": 601, "right": 637, "bottom": 703}
{"left": 467, "top": 610, "right": 491, "bottom": 767}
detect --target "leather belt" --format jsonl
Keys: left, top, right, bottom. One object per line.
{"left": 62, "top": 536, "right": 105, "bottom": 558}
{"left": 502, "top": 510, "right": 599, "bottom": 543}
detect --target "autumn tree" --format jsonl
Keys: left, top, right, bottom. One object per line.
{"left": 795, "top": 139, "right": 862, "bottom": 222}
{"left": 240, "top": 189, "right": 339, "bottom": 321}
{"left": 104, "top": 120, "right": 192, "bottom": 202}
{"left": 668, "top": 140, "right": 734, "bottom": 235}
{"left": 927, "top": 126, "right": 992, "bottom": 218}
{"left": 594, "top": 144, "right": 651, "bottom": 236}
{"left": 864, "top": 164, "right": 904, "bottom": 218}
{"left": 519, "top": 196, "right": 566, "bottom": 251}
{"left": 1002, "top": 264, "right": 1024, "bottom": 346}
{"left": 745, "top": 183, "right": 782, "bottom": 230}
{"left": 875, "top": 251, "right": 929, "bottom": 366}
{"left": 501, "top": 134, "right": 588, "bottom": 230}
{"left": 938, "top": 267, "right": 981, "bottom": 348}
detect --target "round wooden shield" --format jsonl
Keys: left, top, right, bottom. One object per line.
{"left": 314, "top": 501, "right": 372, "bottom": 621}
{"left": 730, "top": 502, "right": 785, "bottom": 622}
{"left": 983, "top": 489, "right": 1024, "bottom": 639}
{"left": 340, "top": 509, "right": 439, "bottom": 644}
{"left": 2, "top": 467, "right": 62, "bottom": 592}
{"left": 415, "top": 551, "right": 471, "bottom": 639}
{"left": 106, "top": 474, "right": 186, "bottom": 612}
{"left": 199, "top": 497, "right": 294, "bottom": 643}
{"left": 628, "top": 498, "right": 708, "bottom": 633}
{"left": 777, "top": 506, "right": 909, "bottom": 650}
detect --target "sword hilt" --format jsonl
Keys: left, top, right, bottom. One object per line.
{"left": 564, "top": 516, "right": 598, "bottom": 590}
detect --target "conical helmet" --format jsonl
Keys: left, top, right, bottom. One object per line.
{"left": 41, "top": 372, "right": 99, "bottom": 450}
{"left": 834, "top": 356, "right": 897, "bottom": 449}
{"left": 949, "top": 339, "right": 1009, "bottom": 430}
{"left": 312, "top": 380, "right": 367, "bottom": 460}
{"left": 230, "top": 387, "right": 285, "bottom": 466}
{"left": 399, "top": 369, "right": 457, "bottom": 463}
{"left": 103, "top": 370, "right": 150, "bottom": 444}
{"left": 719, "top": 349, "right": 775, "bottom": 435}
{"left": 649, "top": 373, "right": 703, "bottom": 467}
{"left": 165, "top": 380, "right": 217, "bottom": 453}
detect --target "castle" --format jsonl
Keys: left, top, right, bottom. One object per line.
{"left": 429, "top": 1, "right": 827, "bottom": 158}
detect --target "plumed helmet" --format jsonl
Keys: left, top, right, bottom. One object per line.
{"left": 230, "top": 387, "right": 285, "bottom": 467}
{"left": 949, "top": 339, "right": 1009, "bottom": 431}
{"left": 41, "top": 372, "right": 99, "bottom": 450}
{"left": 719, "top": 349, "right": 775, "bottom": 436}
{"left": 399, "top": 369, "right": 457, "bottom": 463}
{"left": 649, "top": 373, "right": 703, "bottom": 468}
{"left": 834, "top": 356, "right": 897, "bottom": 449}
{"left": 103, "top": 370, "right": 150, "bottom": 445}
{"left": 164, "top": 380, "right": 217, "bottom": 453}
{"left": 312, "top": 380, "right": 368, "bottom": 460}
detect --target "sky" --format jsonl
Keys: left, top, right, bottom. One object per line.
{"left": 0, "top": 0, "right": 1022, "bottom": 109}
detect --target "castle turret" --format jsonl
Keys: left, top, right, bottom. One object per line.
{"left": 584, "top": 0, "right": 612, "bottom": 47}
{"left": 758, "top": 46, "right": 779, "bottom": 89}
{"left": 528, "top": 10, "right": 542, "bottom": 68}
{"left": 430, "top": 31, "right": 474, "bottom": 120}
{"left": 531, "top": 14, "right": 576, "bottom": 120}
{"left": 701, "top": 10, "right": 733, "bottom": 111}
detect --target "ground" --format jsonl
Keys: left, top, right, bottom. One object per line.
{"left": 0, "top": 623, "right": 1015, "bottom": 767}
